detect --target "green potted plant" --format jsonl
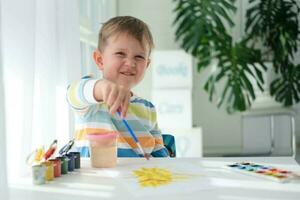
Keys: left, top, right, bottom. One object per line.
{"left": 173, "top": 0, "right": 300, "bottom": 112}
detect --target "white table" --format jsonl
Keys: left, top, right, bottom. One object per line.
{"left": 9, "top": 157, "right": 300, "bottom": 200}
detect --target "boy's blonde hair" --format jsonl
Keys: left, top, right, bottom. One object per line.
{"left": 98, "top": 16, "right": 154, "bottom": 54}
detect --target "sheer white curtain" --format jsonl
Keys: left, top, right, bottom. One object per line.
{"left": 1, "top": 0, "right": 81, "bottom": 181}
{"left": 0, "top": 0, "right": 8, "bottom": 197}
{"left": 0, "top": 62, "right": 8, "bottom": 199}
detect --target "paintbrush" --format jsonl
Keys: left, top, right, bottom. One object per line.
{"left": 117, "top": 111, "right": 150, "bottom": 160}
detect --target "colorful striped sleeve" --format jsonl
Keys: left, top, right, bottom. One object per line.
{"left": 66, "top": 76, "right": 99, "bottom": 114}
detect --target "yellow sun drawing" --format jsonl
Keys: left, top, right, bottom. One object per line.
{"left": 133, "top": 167, "right": 188, "bottom": 187}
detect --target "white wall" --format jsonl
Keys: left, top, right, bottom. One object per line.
{"left": 192, "top": 65, "right": 242, "bottom": 155}
{"left": 0, "top": 0, "right": 8, "bottom": 196}
{"left": 117, "top": 0, "right": 299, "bottom": 155}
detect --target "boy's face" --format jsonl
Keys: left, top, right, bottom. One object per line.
{"left": 93, "top": 33, "right": 150, "bottom": 89}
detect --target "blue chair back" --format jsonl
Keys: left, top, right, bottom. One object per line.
{"left": 162, "top": 134, "right": 176, "bottom": 157}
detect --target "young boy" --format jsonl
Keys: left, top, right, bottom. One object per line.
{"left": 67, "top": 16, "right": 169, "bottom": 157}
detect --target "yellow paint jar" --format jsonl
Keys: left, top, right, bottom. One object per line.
{"left": 42, "top": 161, "right": 54, "bottom": 181}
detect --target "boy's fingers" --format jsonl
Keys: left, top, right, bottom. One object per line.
{"left": 106, "top": 89, "right": 118, "bottom": 107}
{"left": 109, "top": 102, "right": 121, "bottom": 116}
{"left": 109, "top": 91, "right": 125, "bottom": 116}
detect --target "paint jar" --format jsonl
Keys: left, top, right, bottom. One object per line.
{"left": 32, "top": 164, "right": 46, "bottom": 185}
{"left": 66, "top": 153, "right": 75, "bottom": 172}
{"left": 69, "top": 152, "right": 81, "bottom": 169}
{"left": 42, "top": 161, "right": 54, "bottom": 181}
{"left": 86, "top": 133, "right": 118, "bottom": 168}
{"left": 56, "top": 156, "right": 68, "bottom": 174}
{"left": 49, "top": 158, "right": 61, "bottom": 177}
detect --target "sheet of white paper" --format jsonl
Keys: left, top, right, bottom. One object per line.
{"left": 100, "top": 160, "right": 216, "bottom": 197}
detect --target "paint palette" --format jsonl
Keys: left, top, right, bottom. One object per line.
{"left": 226, "top": 162, "right": 300, "bottom": 183}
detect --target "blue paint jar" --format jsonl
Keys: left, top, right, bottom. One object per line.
{"left": 69, "top": 152, "right": 80, "bottom": 169}
{"left": 66, "top": 153, "right": 75, "bottom": 171}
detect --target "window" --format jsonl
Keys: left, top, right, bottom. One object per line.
{"left": 78, "top": 0, "right": 116, "bottom": 78}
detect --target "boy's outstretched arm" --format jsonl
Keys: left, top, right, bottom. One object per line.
{"left": 67, "top": 76, "right": 131, "bottom": 117}
{"left": 93, "top": 79, "right": 131, "bottom": 118}
{"left": 66, "top": 76, "right": 97, "bottom": 114}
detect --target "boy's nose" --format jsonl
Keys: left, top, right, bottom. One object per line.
{"left": 125, "top": 59, "right": 136, "bottom": 68}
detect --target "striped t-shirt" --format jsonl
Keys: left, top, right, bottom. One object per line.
{"left": 66, "top": 76, "right": 169, "bottom": 157}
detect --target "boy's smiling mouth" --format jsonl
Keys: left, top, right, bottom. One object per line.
{"left": 120, "top": 71, "right": 135, "bottom": 76}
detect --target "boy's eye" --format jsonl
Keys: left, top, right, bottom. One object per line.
{"left": 135, "top": 55, "right": 145, "bottom": 60}
{"left": 115, "top": 52, "right": 125, "bottom": 56}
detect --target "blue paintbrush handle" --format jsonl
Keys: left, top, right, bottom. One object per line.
{"left": 117, "top": 111, "right": 148, "bottom": 159}
{"left": 117, "top": 111, "right": 138, "bottom": 143}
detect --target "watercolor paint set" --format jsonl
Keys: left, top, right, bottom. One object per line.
{"left": 226, "top": 162, "right": 300, "bottom": 183}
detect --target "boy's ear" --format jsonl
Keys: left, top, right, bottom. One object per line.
{"left": 146, "top": 58, "right": 151, "bottom": 68}
{"left": 93, "top": 49, "right": 104, "bottom": 70}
